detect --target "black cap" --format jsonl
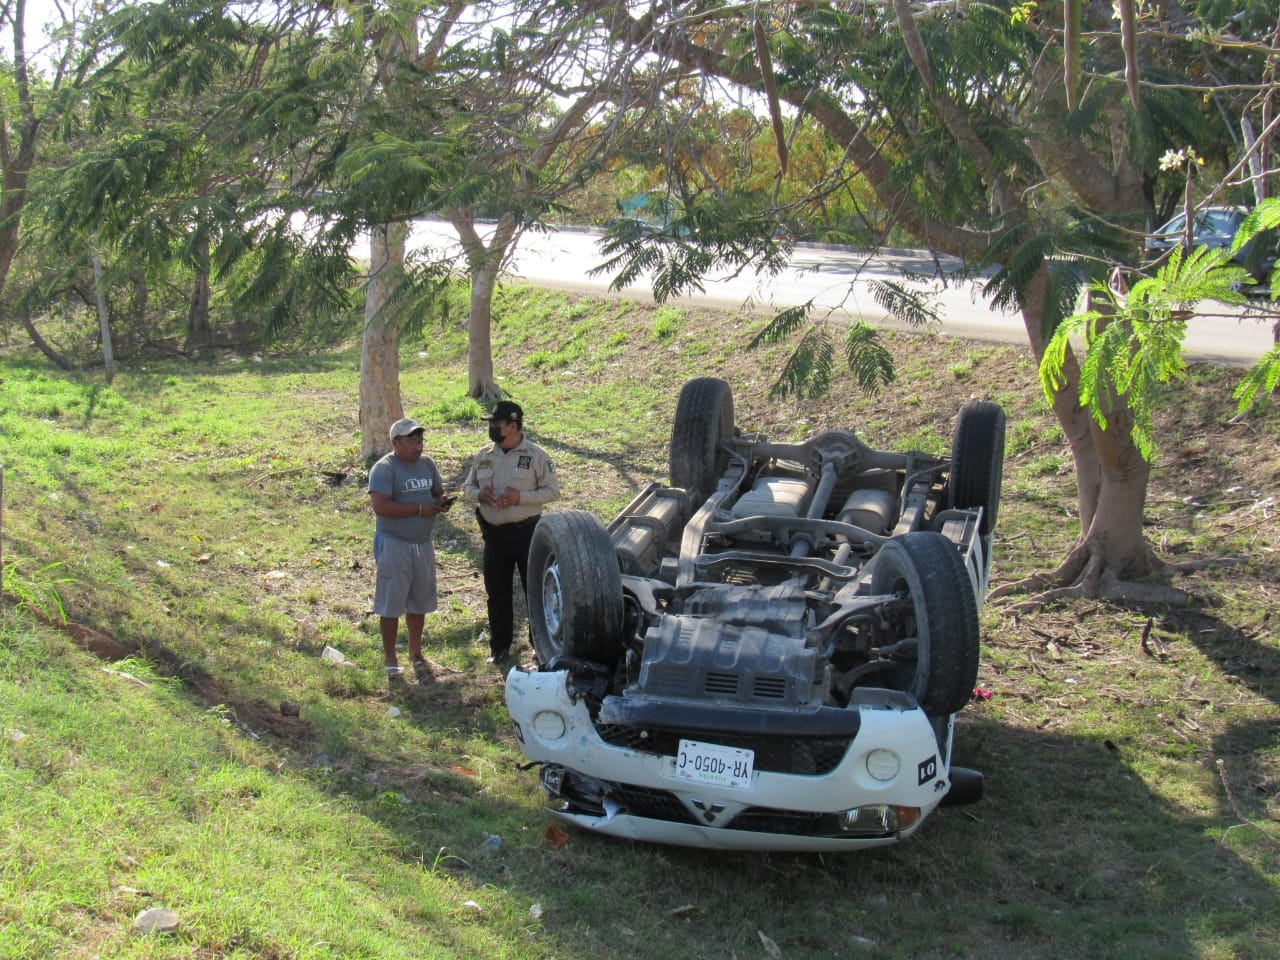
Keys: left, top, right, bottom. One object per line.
{"left": 482, "top": 400, "right": 523, "bottom": 425}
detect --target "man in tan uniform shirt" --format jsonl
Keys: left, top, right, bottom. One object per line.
{"left": 463, "top": 400, "right": 560, "bottom": 664}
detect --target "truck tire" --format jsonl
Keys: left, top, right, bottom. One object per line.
{"left": 948, "top": 401, "right": 1006, "bottom": 536}
{"left": 669, "top": 377, "right": 734, "bottom": 508}
{"left": 528, "top": 510, "right": 624, "bottom": 669}
{"left": 869, "top": 532, "right": 980, "bottom": 716}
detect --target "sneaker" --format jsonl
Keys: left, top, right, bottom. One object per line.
{"left": 486, "top": 649, "right": 512, "bottom": 666}
{"left": 412, "top": 657, "right": 433, "bottom": 684}
{"left": 385, "top": 664, "right": 406, "bottom": 679}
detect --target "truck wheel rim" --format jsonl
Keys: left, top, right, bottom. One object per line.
{"left": 541, "top": 562, "right": 564, "bottom": 641}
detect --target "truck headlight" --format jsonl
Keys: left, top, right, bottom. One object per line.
{"left": 839, "top": 805, "right": 920, "bottom": 836}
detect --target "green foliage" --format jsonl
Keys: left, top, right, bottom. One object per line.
{"left": 1233, "top": 348, "right": 1280, "bottom": 412}
{"left": 13, "top": 1, "right": 376, "bottom": 356}
{"left": 593, "top": 191, "right": 792, "bottom": 303}
{"left": 764, "top": 319, "right": 894, "bottom": 399}
{"left": 369, "top": 261, "right": 464, "bottom": 346}
{"left": 1042, "top": 244, "right": 1252, "bottom": 459}
{"left": 1229, "top": 199, "right": 1280, "bottom": 411}
{"left": 747, "top": 304, "right": 811, "bottom": 348}
{"left": 745, "top": 290, "right": 905, "bottom": 399}
{"left": 651, "top": 306, "right": 682, "bottom": 341}
{"left": 110, "top": 1, "right": 255, "bottom": 99}
{"left": 986, "top": 220, "right": 1125, "bottom": 339}
{"left": 426, "top": 393, "right": 487, "bottom": 424}
{"left": 868, "top": 279, "right": 941, "bottom": 330}
{"left": 1, "top": 558, "right": 71, "bottom": 623}
{"left": 771, "top": 326, "right": 837, "bottom": 397}
{"left": 843, "top": 322, "right": 897, "bottom": 392}
{"left": 1230, "top": 198, "right": 1280, "bottom": 260}
{"left": 335, "top": 133, "right": 464, "bottom": 225}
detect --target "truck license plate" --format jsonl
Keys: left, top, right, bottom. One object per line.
{"left": 674, "top": 739, "right": 755, "bottom": 791}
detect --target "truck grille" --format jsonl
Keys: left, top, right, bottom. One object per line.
{"left": 651, "top": 664, "right": 799, "bottom": 702}
{"left": 595, "top": 725, "right": 851, "bottom": 775}
{"left": 705, "top": 672, "right": 739, "bottom": 695}
{"left": 556, "top": 772, "right": 870, "bottom": 838}
{"left": 696, "top": 671, "right": 789, "bottom": 699}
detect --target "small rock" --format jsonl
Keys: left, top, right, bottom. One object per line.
{"left": 134, "top": 907, "right": 180, "bottom": 936}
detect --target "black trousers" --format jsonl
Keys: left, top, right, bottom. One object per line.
{"left": 478, "top": 513, "right": 538, "bottom": 655}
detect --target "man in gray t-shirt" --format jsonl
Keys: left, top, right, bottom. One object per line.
{"left": 368, "top": 417, "right": 455, "bottom": 684}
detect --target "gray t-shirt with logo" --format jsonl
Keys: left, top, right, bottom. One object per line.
{"left": 369, "top": 452, "right": 442, "bottom": 545}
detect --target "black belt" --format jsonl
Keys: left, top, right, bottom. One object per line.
{"left": 502, "top": 515, "right": 541, "bottom": 531}
{"left": 476, "top": 510, "right": 540, "bottom": 534}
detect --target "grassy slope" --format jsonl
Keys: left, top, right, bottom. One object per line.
{"left": 1, "top": 286, "right": 1278, "bottom": 960}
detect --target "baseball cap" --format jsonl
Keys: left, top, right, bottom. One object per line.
{"left": 482, "top": 400, "right": 523, "bottom": 424}
{"left": 389, "top": 417, "right": 425, "bottom": 442}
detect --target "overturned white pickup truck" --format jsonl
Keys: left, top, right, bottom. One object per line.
{"left": 505, "top": 377, "right": 1005, "bottom": 851}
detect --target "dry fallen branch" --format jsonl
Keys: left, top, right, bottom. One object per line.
{"left": 1216, "top": 758, "right": 1280, "bottom": 851}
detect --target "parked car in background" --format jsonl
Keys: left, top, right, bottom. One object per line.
{"left": 504, "top": 377, "right": 1006, "bottom": 851}
{"left": 1144, "top": 205, "right": 1278, "bottom": 292}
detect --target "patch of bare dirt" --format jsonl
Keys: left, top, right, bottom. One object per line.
{"left": 21, "top": 604, "right": 320, "bottom": 750}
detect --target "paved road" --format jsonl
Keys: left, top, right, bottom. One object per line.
{"left": 397, "top": 220, "right": 1277, "bottom": 366}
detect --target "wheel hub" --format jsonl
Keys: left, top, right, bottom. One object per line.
{"left": 541, "top": 562, "right": 565, "bottom": 640}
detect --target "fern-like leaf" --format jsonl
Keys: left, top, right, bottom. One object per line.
{"left": 748, "top": 304, "right": 812, "bottom": 348}
{"left": 1233, "top": 342, "right": 1280, "bottom": 413}
{"left": 1041, "top": 236, "right": 1267, "bottom": 460}
{"left": 844, "top": 323, "right": 895, "bottom": 394}
{"left": 771, "top": 327, "right": 836, "bottom": 398}
{"left": 868, "top": 279, "right": 940, "bottom": 328}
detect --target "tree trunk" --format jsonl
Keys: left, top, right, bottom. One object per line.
{"left": 185, "top": 235, "right": 213, "bottom": 352}
{"left": 130, "top": 269, "right": 149, "bottom": 330}
{"left": 1018, "top": 266, "right": 1160, "bottom": 585}
{"left": 358, "top": 221, "right": 408, "bottom": 462}
{"left": 91, "top": 249, "right": 115, "bottom": 384}
{"left": 0, "top": 174, "right": 28, "bottom": 309}
{"left": 449, "top": 209, "right": 520, "bottom": 400}
{"left": 0, "top": 2, "right": 44, "bottom": 314}
{"left": 16, "top": 302, "right": 72, "bottom": 370}
{"left": 466, "top": 259, "right": 500, "bottom": 399}
{"left": 1082, "top": 444, "right": 1154, "bottom": 577}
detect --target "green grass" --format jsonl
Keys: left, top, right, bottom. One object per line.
{"left": 652, "top": 305, "right": 682, "bottom": 341}
{"left": 2, "top": 285, "right": 1278, "bottom": 959}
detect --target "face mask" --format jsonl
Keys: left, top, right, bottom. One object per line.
{"left": 489, "top": 424, "right": 504, "bottom": 443}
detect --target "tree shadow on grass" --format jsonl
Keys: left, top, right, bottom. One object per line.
{"left": 1158, "top": 605, "right": 1280, "bottom": 832}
